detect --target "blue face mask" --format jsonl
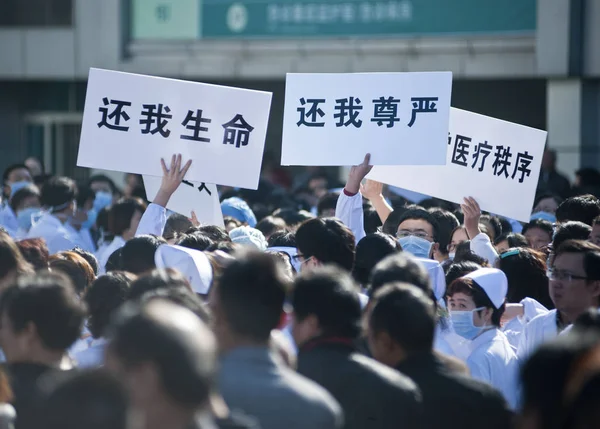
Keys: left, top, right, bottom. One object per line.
{"left": 93, "top": 191, "right": 113, "bottom": 212}
{"left": 81, "top": 209, "right": 98, "bottom": 230}
{"left": 9, "top": 181, "right": 31, "bottom": 199}
{"left": 16, "top": 207, "right": 41, "bottom": 231}
{"left": 450, "top": 308, "right": 486, "bottom": 340}
{"left": 398, "top": 235, "right": 433, "bottom": 259}
{"left": 530, "top": 211, "right": 556, "bottom": 223}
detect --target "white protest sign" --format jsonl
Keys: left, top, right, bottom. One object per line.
{"left": 281, "top": 72, "right": 453, "bottom": 166}
{"left": 77, "top": 68, "right": 272, "bottom": 190}
{"left": 368, "top": 108, "right": 547, "bottom": 222}
{"left": 143, "top": 176, "right": 224, "bottom": 227}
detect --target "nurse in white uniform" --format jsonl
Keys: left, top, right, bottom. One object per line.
{"left": 447, "top": 268, "right": 520, "bottom": 409}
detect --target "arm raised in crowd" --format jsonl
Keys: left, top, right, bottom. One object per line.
{"left": 462, "top": 196, "right": 499, "bottom": 266}
{"left": 361, "top": 179, "right": 393, "bottom": 224}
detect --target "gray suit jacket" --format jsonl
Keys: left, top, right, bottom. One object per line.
{"left": 219, "top": 346, "right": 343, "bottom": 429}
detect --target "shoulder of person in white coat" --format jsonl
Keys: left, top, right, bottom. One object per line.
{"left": 517, "top": 309, "right": 559, "bottom": 360}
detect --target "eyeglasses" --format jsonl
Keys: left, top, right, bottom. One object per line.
{"left": 294, "top": 254, "right": 313, "bottom": 265}
{"left": 396, "top": 230, "right": 432, "bottom": 240}
{"left": 547, "top": 268, "right": 588, "bottom": 282}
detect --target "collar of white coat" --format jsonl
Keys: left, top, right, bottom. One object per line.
{"left": 469, "top": 327, "right": 503, "bottom": 352}
{"left": 414, "top": 257, "right": 446, "bottom": 301}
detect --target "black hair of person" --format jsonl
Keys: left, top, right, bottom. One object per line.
{"left": 522, "top": 218, "right": 554, "bottom": 238}
{"left": 480, "top": 214, "right": 503, "bottom": 241}
{"left": 0, "top": 271, "right": 85, "bottom": 351}
{"left": 267, "top": 230, "right": 296, "bottom": 248}
{"left": 85, "top": 272, "right": 135, "bottom": 339}
{"left": 121, "top": 235, "right": 166, "bottom": 275}
{"left": 370, "top": 283, "right": 436, "bottom": 354}
{"left": 33, "top": 369, "right": 131, "bottom": 429}
{"left": 453, "top": 242, "right": 488, "bottom": 266}
{"left": 498, "top": 217, "right": 513, "bottom": 234}
{"left": 556, "top": 195, "right": 600, "bottom": 226}
{"left": 176, "top": 233, "right": 214, "bottom": 252}
{"left": 428, "top": 208, "right": 460, "bottom": 257}
{"left": 105, "top": 248, "right": 123, "bottom": 272}
{"left": 272, "top": 208, "right": 315, "bottom": 228}
{"left": 71, "top": 247, "right": 99, "bottom": 276}
{"left": 192, "top": 224, "right": 231, "bottom": 243}
{"left": 127, "top": 268, "right": 192, "bottom": 302}
{"left": 554, "top": 240, "right": 600, "bottom": 281}
{"left": 452, "top": 208, "right": 465, "bottom": 225}
{"left": 9, "top": 185, "right": 39, "bottom": 212}
{"left": 494, "top": 232, "right": 529, "bottom": 248}
{"left": 383, "top": 207, "right": 440, "bottom": 242}
{"left": 369, "top": 252, "right": 431, "bottom": 298}
{"left": 594, "top": 215, "right": 600, "bottom": 226}
{"left": 562, "top": 372, "right": 600, "bottom": 429}
{"left": 444, "top": 261, "right": 482, "bottom": 288}
{"left": 87, "top": 174, "right": 118, "bottom": 194}
{"left": 363, "top": 205, "right": 383, "bottom": 234}
{"left": 572, "top": 307, "right": 600, "bottom": 332}
{"left": 75, "top": 185, "right": 95, "bottom": 209}
{"left": 553, "top": 222, "right": 592, "bottom": 251}
{"left": 163, "top": 213, "right": 193, "bottom": 242}
{"left": 139, "top": 287, "right": 211, "bottom": 324}
{"left": 217, "top": 251, "right": 291, "bottom": 342}
{"left": 2, "top": 163, "right": 29, "bottom": 184}
{"left": 108, "top": 197, "right": 147, "bottom": 236}
{"left": 352, "top": 232, "right": 400, "bottom": 286}
{"left": 40, "top": 176, "right": 77, "bottom": 209}
{"left": 447, "top": 277, "right": 505, "bottom": 327}
{"left": 206, "top": 241, "right": 239, "bottom": 254}
{"left": 498, "top": 247, "right": 554, "bottom": 309}
{"left": 316, "top": 192, "right": 339, "bottom": 217}
{"left": 255, "top": 216, "right": 287, "bottom": 239}
{"left": 295, "top": 217, "right": 355, "bottom": 272}
{"left": 292, "top": 266, "right": 362, "bottom": 339}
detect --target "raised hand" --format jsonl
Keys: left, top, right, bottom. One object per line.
{"left": 346, "top": 153, "right": 372, "bottom": 194}
{"left": 154, "top": 154, "right": 192, "bottom": 208}
{"left": 360, "top": 179, "right": 383, "bottom": 201}
{"left": 461, "top": 196, "right": 482, "bottom": 239}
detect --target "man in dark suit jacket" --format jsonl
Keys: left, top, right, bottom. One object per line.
{"left": 368, "top": 283, "right": 513, "bottom": 429}
{"left": 292, "top": 266, "right": 423, "bottom": 429}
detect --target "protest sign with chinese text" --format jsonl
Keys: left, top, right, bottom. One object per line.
{"left": 281, "top": 72, "right": 452, "bottom": 166}
{"left": 77, "top": 68, "right": 272, "bottom": 189}
{"left": 368, "top": 108, "right": 547, "bottom": 222}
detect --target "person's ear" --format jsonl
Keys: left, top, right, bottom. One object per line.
{"left": 482, "top": 308, "right": 494, "bottom": 324}
{"left": 588, "top": 280, "right": 600, "bottom": 299}
{"left": 430, "top": 242, "right": 440, "bottom": 258}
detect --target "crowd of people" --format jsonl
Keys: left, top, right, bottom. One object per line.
{"left": 0, "top": 149, "right": 599, "bottom": 429}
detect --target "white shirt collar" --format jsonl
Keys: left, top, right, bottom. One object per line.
{"left": 470, "top": 327, "right": 501, "bottom": 351}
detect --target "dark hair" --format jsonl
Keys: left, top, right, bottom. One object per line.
{"left": 85, "top": 272, "right": 135, "bottom": 338}
{"left": 177, "top": 233, "right": 214, "bottom": 252}
{"left": 34, "top": 370, "right": 130, "bottom": 429}
{"left": 49, "top": 252, "right": 96, "bottom": 296}
{"left": 40, "top": 176, "right": 77, "bottom": 210}
{"left": 556, "top": 195, "right": 600, "bottom": 226}
{"left": 0, "top": 272, "right": 85, "bottom": 351}
{"left": 479, "top": 215, "right": 503, "bottom": 241}
{"left": 295, "top": 218, "right": 355, "bottom": 272}
{"left": 71, "top": 247, "right": 99, "bottom": 276}
{"left": 499, "top": 248, "right": 553, "bottom": 308}
{"left": 2, "top": 163, "right": 29, "bottom": 184}
{"left": 498, "top": 217, "right": 513, "bottom": 234}
{"left": 352, "top": 232, "right": 400, "bottom": 286}
{"left": 370, "top": 283, "right": 436, "bottom": 354}
{"left": 267, "top": 230, "right": 296, "bottom": 248}
{"left": 194, "top": 225, "right": 231, "bottom": 243}
{"left": 573, "top": 308, "right": 600, "bottom": 332}
{"left": 494, "top": 232, "right": 529, "bottom": 248}
{"left": 522, "top": 219, "right": 554, "bottom": 243}
{"left": 75, "top": 185, "right": 95, "bottom": 209}
{"left": 428, "top": 208, "right": 459, "bottom": 256}
{"left": 140, "top": 287, "right": 211, "bottom": 324}
{"left": 223, "top": 216, "right": 242, "bottom": 230}
{"left": 121, "top": 235, "right": 166, "bottom": 275}
{"left": 105, "top": 248, "right": 123, "bottom": 272}
{"left": 108, "top": 197, "right": 147, "bottom": 236}
{"left": 553, "top": 222, "right": 592, "bottom": 251}
{"left": 127, "top": 268, "right": 192, "bottom": 301}
{"left": 271, "top": 208, "right": 315, "bottom": 228}
{"left": 107, "top": 300, "right": 216, "bottom": 408}
{"left": 206, "top": 241, "right": 240, "bottom": 254}
{"left": 594, "top": 215, "right": 600, "bottom": 226}
{"left": 255, "top": 216, "right": 287, "bottom": 239}
{"left": 363, "top": 205, "right": 383, "bottom": 235}
{"left": 554, "top": 240, "right": 600, "bottom": 281}
{"left": 9, "top": 184, "right": 40, "bottom": 212}
{"left": 447, "top": 277, "right": 505, "bottom": 326}
{"left": 444, "top": 261, "right": 481, "bottom": 288}
{"left": 534, "top": 192, "right": 563, "bottom": 209}
{"left": 163, "top": 213, "right": 193, "bottom": 242}
{"left": 369, "top": 252, "right": 431, "bottom": 298}
{"left": 384, "top": 207, "right": 439, "bottom": 242}
{"left": 87, "top": 174, "right": 117, "bottom": 194}
{"left": 452, "top": 242, "right": 489, "bottom": 266}
{"left": 316, "top": 192, "right": 339, "bottom": 217}
{"left": 217, "top": 252, "right": 290, "bottom": 342}
{"left": 16, "top": 238, "right": 49, "bottom": 270}
{"left": 292, "top": 266, "right": 361, "bottom": 340}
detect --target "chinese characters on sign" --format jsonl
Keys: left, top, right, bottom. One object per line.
{"left": 97, "top": 99, "right": 254, "bottom": 149}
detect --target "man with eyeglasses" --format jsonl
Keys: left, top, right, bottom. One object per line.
{"left": 517, "top": 239, "right": 600, "bottom": 359}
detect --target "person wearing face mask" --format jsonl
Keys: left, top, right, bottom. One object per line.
{"left": 9, "top": 185, "right": 41, "bottom": 238}
{"left": 27, "top": 177, "right": 87, "bottom": 255}
{"left": 388, "top": 208, "right": 440, "bottom": 259}
{"left": 447, "top": 268, "right": 519, "bottom": 409}
{"left": 0, "top": 164, "right": 33, "bottom": 237}
{"left": 69, "top": 187, "right": 99, "bottom": 253}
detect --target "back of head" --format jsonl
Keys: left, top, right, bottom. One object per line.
{"left": 272, "top": 208, "right": 315, "bottom": 228}
{"left": 121, "top": 235, "right": 166, "bottom": 275}
{"left": 293, "top": 266, "right": 362, "bottom": 340}
{"left": 255, "top": 216, "right": 287, "bottom": 239}
{"left": 40, "top": 176, "right": 77, "bottom": 211}
{"left": 49, "top": 252, "right": 96, "bottom": 296}
{"left": 195, "top": 225, "right": 231, "bottom": 243}
{"left": 370, "top": 283, "right": 436, "bottom": 355}
{"left": 16, "top": 238, "right": 49, "bottom": 270}
{"left": 163, "top": 213, "right": 193, "bottom": 242}
{"left": 352, "top": 232, "right": 400, "bottom": 286}
{"left": 107, "top": 299, "right": 216, "bottom": 408}
{"left": 216, "top": 251, "right": 290, "bottom": 342}
{"left": 428, "top": 208, "right": 460, "bottom": 256}
{"left": 498, "top": 247, "right": 552, "bottom": 308}
{"left": 444, "top": 261, "right": 482, "bottom": 288}
{"left": 0, "top": 232, "right": 34, "bottom": 285}
{"left": 105, "top": 248, "right": 123, "bottom": 272}
{"left": 176, "top": 233, "right": 214, "bottom": 252}
{"left": 267, "top": 230, "right": 296, "bottom": 248}
{"left": 369, "top": 252, "right": 431, "bottom": 298}
{"left": 71, "top": 247, "right": 99, "bottom": 276}
{"left": 363, "top": 205, "right": 383, "bottom": 234}
{"left": 140, "top": 287, "right": 211, "bottom": 324}
{"left": 127, "top": 268, "right": 192, "bottom": 301}
{"left": 295, "top": 217, "right": 356, "bottom": 271}
{"left": 35, "top": 369, "right": 130, "bottom": 429}
{"left": 85, "top": 272, "right": 136, "bottom": 339}
{"left": 0, "top": 271, "right": 85, "bottom": 355}
{"left": 317, "top": 192, "right": 339, "bottom": 217}
{"left": 522, "top": 219, "right": 554, "bottom": 239}
{"left": 108, "top": 197, "right": 147, "bottom": 236}
{"left": 556, "top": 195, "right": 600, "bottom": 226}
{"left": 494, "top": 232, "right": 529, "bottom": 249}
{"left": 553, "top": 221, "right": 592, "bottom": 251}
{"left": 480, "top": 214, "right": 503, "bottom": 242}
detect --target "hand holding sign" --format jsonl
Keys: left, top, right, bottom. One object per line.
{"left": 360, "top": 179, "right": 383, "bottom": 201}
{"left": 346, "top": 153, "right": 372, "bottom": 194}
{"left": 462, "top": 197, "right": 482, "bottom": 240}
{"left": 154, "top": 154, "right": 192, "bottom": 208}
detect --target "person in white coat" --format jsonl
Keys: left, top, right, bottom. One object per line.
{"left": 447, "top": 268, "right": 519, "bottom": 409}
{"left": 1, "top": 163, "right": 34, "bottom": 237}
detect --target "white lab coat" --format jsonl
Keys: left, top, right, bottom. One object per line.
{"left": 0, "top": 204, "right": 18, "bottom": 238}
{"left": 27, "top": 213, "right": 86, "bottom": 255}
{"left": 517, "top": 309, "right": 559, "bottom": 360}
{"left": 335, "top": 191, "right": 365, "bottom": 244}
{"left": 74, "top": 338, "right": 107, "bottom": 368}
{"left": 135, "top": 203, "right": 167, "bottom": 237}
{"left": 503, "top": 298, "right": 549, "bottom": 349}
{"left": 470, "top": 232, "right": 499, "bottom": 266}
{"left": 467, "top": 328, "right": 520, "bottom": 409}
{"left": 96, "top": 236, "right": 126, "bottom": 274}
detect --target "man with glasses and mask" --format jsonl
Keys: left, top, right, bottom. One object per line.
{"left": 518, "top": 240, "right": 600, "bottom": 359}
